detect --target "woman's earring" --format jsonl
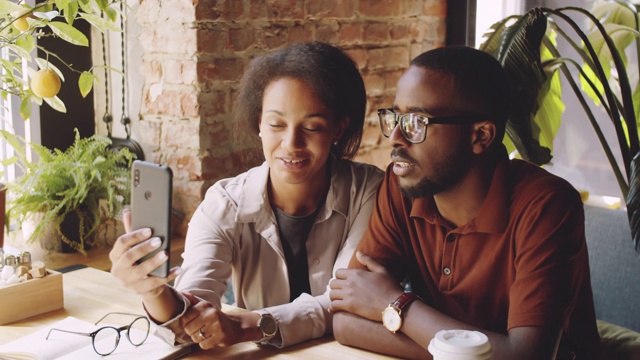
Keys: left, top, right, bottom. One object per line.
{"left": 258, "top": 132, "right": 262, "bottom": 138}
{"left": 333, "top": 140, "right": 339, "bottom": 146}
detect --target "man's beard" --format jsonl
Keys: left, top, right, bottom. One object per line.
{"left": 400, "top": 177, "right": 445, "bottom": 198}
{"left": 397, "top": 147, "right": 473, "bottom": 199}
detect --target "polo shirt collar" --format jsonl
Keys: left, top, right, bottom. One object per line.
{"left": 410, "top": 149, "right": 510, "bottom": 234}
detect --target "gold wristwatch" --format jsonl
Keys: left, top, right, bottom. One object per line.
{"left": 381, "top": 292, "right": 419, "bottom": 333}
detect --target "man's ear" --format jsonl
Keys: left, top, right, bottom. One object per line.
{"left": 471, "top": 121, "right": 496, "bottom": 154}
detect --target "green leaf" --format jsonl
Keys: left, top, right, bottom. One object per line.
{"left": 15, "top": 33, "right": 36, "bottom": 53}
{"left": 64, "top": 1, "right": 79, "bottom": 26}
{"left": 19, "top": 95, "right": 31, "bottom": 119}
{"left": 93, "top": 0, "right": 109, "bottom": 12}
{"left": 0, "top": 0, "right": 25, "bottom": 13}
{"left": 591, "top": 1, "right": 637, "bottom": 29}
{"left": 6, "top": 43, "right": 32, "bottom": 60}
{"left": 43, "top": 95, "right": 67, "bottom": 113}
{"left": 106, "top": 5, "right": 117, "bottom": 22}
{"left": 77, "top": 0, "right": 93, "bottom": 14}
{"left": 483, "top": 8, "right": 552, "bottom": 165}
{"left": 78, "top": 71, "right": 94, "bottom": 98}
{"left": 79, "top": 12, "right": 121, "bottom": 32}
{"left": 55, "top": 0, "right": 70, "bottom": 13}
{"left": 47, "top": 21, "right": 88, "bottom": 46}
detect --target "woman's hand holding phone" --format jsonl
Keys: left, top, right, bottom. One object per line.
{"left": 109, "top": 209, "right": 182, "bottom": 299}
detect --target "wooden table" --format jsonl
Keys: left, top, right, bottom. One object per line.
{"left": 0, "top": 267, "right": 398, "bottom": 359}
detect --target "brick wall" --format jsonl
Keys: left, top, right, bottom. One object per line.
{"left": 135, "top": 0, "right": 447, "bottom": 236}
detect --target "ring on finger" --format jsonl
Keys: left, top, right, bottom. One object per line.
{"left": 198, "top": 328, "right": 207, "bottom": 341}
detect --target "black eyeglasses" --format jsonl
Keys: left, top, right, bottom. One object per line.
{"left": 377, "top": 108, "right": 485, "bottom": 144}
{"left": 46, "top": 312, "right": 150, "bottom": 356}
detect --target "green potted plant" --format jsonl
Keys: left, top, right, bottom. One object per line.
{"left": 478, "top": 1, "right": 640, "bottom": 251}
{"left": 1, "top": 129, "right": 134, "bottom": 254}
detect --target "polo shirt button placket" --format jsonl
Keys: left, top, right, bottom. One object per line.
{"left": 443, "top": 267, "right": 452, "bottom": 275}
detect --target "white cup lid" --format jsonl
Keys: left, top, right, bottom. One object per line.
{"left": 428, "top": 329, "right": 492, "bottom": 358}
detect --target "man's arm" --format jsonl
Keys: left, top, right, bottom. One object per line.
{"left": 333, "top": 312, "right": 428, "bottom": 359}
{"left": 330, "top": 252, "right": 563, "bottom": 360}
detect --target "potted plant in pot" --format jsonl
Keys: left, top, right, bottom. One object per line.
{"left": 1, "top": 129, "right": 134, "bottom": 255}
{"left": 478, "top": 1, "right": 640, "bottom": 251}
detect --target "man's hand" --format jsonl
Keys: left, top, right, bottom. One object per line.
{"left": 329, "top": 252, "right": 404, "bottom": 321}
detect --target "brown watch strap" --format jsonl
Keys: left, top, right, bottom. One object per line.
{"left": 391, "top": 292, "right": 419, "bottom": 311}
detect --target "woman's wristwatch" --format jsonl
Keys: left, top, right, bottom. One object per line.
{"left": 381, "top": 292, "right": 419, "bottom": 333}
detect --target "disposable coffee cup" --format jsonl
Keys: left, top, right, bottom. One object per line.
{"left": 428, "top": 329, "right": 492, "bottom": 360}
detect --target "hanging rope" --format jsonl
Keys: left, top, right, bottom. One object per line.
{"left": 119, "top": 0, "right": 131, "bottom": 139}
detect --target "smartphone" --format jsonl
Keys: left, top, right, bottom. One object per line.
{"left": 131, "top": 160, "right": 173, "bottom": 278}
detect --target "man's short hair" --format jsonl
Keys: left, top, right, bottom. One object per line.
{"left": 411, "top": 46, "right": 510, "bottom": 138}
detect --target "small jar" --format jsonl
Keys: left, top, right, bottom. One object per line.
{"left": 19, "top": 251, "right": 31, "bottom": 268}
{"left": 4, "top": 254, "right": 17, "bottom": 268}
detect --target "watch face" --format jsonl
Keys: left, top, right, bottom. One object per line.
{"left": 259, "top": 314, "right": 278, "bottom": 337}
{"left": 382, "top": 306, "right": 402, "bottom": 332}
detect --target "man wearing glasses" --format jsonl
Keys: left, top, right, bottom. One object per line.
{"left": 329, "top": 46, "right": 605, "bottom": 359}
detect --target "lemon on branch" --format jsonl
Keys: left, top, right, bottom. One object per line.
{"left": 31, "top": 68, "right": 62, "bottom": 98}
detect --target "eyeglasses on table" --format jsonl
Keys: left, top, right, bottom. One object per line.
{"left": 46, "top": 312, "right": 150, "bottom": 356}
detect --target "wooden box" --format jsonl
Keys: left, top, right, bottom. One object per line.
{"left": 0, "top": 270, "right": 63, "bottom": 325}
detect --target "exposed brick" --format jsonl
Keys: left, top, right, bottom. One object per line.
{"left": 344, "top": 48, "right": 367, "bottom": 69}
{"left": 391, "top": 23, "right": 409, "bottom": 40}
{"left": 136, "top": 0, "right": 449, "bottom": 235}
{"left": 159, "top": 0, "right": 196, "bottom": 23}
{"left": 145, "top": 88, "right": 194, "bottom": 117}
{"left": 383, "top": 69, "right": 404, "bottom": 91}
{"left": 402, "top": 0, "right": 421, "bottom": 16}
{"left": 267, "top": 0, "right": 305, "bottom": 20}
{"left": 261, "top": 24, "right": 289, "bottom": 48}
{"left": 363, "top": 73, "right": 385, "bottom": 97}
{"left": 138, "top": 119, "right": 162, "bottom": 151}
{"left": 363, "top": 22, "right": 389, "bottom": 42}
{"left": 423, "top": 0, "right": 447, "bottom": 17}
{"left": 288, "top": 24, "right": 313, "bottom": 43}
{"left": 165, "top": 149, "right": 201, "bottom": 180}
{"left": 229, "top": 27, "right": 255, "bottom": 51}
{"left": 139, "top": 60, "right": 163, "bottom": 83}
{"left": 181, "top": 91, "right": 200, "bottom": 118}
{"left": 229, "top": 0, "right": 247, "bottom": 19}
{"left": 359, "top": 0, "right": 401, "bottom": 17}
{"left": 409, "top": 21, "right": 427, "bottom": 42}
{"left": 197, "top": 57, "right": 245, "bottom": 85}
{"left": 164, "top": 60, "right": 198, "bottom": 85}
{"left": 195, "top": 0, "right": 221, "bottom": 21}
{"left": 368, "top": 46, "right": 410, "bottom": 70}
{"left": 339, "top": 22, "right": 362, "bottom": 43}
{"left": 136, "top": 0, "right": 161, "bottom": 24}
{"left": 307, "top": 0, "right": 355, "bottom": 18}
{"left": 249, "top": 1, "right": 269, "bottom": 19}
{"left": 201, "top": 121, "right": 232, "bottom": 151}
{"left": 163, "top": 118, "right": 201, "bottom": 148}
{"left": 317, "top": 23, "right": 339, "bottom": 43}
{"left": 197, "top": 29, "right": 228, "bottom": 54}
{"left": 199, "top": 90, "right": 231, "bottom": 118}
